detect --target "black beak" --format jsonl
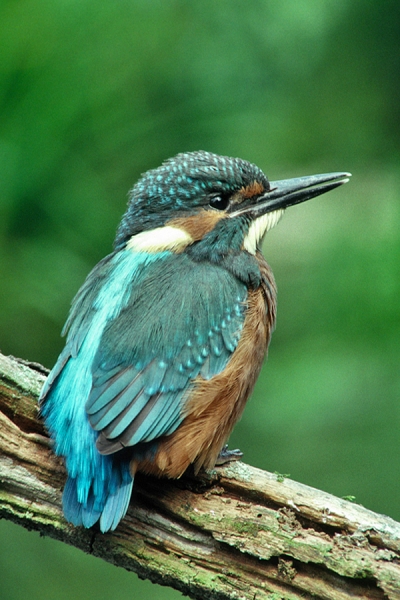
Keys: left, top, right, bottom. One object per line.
{"left": 233, "top": 172, "right": 351, "bottom": 218}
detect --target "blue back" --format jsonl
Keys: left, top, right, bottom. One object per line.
{"left": 40, "top": 248, "right": 247, "bottom": 531}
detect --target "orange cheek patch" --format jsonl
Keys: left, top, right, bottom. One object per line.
{"left": 240, "top": 181, "right": 265, "bottom": 199}
{"left": 168, "top": 209, "right": 227, "bottom": 241}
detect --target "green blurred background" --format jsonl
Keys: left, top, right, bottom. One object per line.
{"left": 1, "top": 1, "right": 399, "bottom": 598}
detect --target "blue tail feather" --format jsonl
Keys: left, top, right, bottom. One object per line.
{"left": 63, "top": 477, "right": 101, "bottom": 529}
{"left": 63, "top": 474, "right": 133, "bottom": 532}
{"left": 41, "top": 348, "right": 134, "bottom": 532}
{"left": 99, "top": 478, "right": 134, "bottom": 532}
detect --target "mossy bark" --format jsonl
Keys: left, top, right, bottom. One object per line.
{"left": 1, "top": 352, "right": 399, "bottom": 599}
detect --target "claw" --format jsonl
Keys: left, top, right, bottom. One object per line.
{"left": 215, "top": 445, "right": 243, "bottom": 466}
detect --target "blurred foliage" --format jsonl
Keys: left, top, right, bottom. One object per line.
{"left": 0, "top": 1, "right": 399, "bottom": 599}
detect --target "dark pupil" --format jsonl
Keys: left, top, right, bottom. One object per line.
{"left": 209, "top": 194, "right": 229, "bottom": 210}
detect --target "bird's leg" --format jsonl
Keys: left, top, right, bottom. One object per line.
{"left": 215, "top": 445, "right": 243, "bottom": 465}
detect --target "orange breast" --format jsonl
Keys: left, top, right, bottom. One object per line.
{"left": 133, "top": 253, "right": 276, "bottom": 479}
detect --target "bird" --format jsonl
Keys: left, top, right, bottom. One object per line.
{"left": 39, "top": 151, "right": 350, "bottom": 532}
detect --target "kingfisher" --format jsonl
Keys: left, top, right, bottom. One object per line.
{"left": 39, "top": 151, "right": 350, "bottom": 532}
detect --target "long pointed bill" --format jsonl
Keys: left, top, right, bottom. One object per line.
{"left": 233, "top": 172, "right": 351, "bottom": 219}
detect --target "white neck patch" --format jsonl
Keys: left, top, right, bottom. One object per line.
{"left": 127, "top": 225, "right": 193, "bottom": 253}
{"left": 243, "top": 209, "right": 285, "bottom": 254}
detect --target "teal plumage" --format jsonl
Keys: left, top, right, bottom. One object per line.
{"left": 40, "top": 151, "right": 350, "bottom": 531}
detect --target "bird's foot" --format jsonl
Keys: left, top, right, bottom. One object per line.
{"left": 215, "top": 445, "right": 243, "bottom": 466}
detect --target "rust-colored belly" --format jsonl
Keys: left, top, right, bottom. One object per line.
{"left": 134, "top": 253, "right": 276, "bottom": 479}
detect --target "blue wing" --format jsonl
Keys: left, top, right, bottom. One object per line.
{"left": 87, "top": 254, "right": 247, "bottom": 453}
{"left": 40, "top": 248, "right": 247, "bottom": 531}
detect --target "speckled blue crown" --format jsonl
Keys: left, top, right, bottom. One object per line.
{"left": 115, "top": 151, "right": 269, "bottom": 247}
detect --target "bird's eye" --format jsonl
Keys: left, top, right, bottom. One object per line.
{"left": 209, "top": 194, "right": 230, "bottom": 211}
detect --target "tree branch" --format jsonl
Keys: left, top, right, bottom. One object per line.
{"left": 0, "top": 352, "right": 399, "bottom": 599}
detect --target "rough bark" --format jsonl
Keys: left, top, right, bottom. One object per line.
{"left": 0, "top": 351, "right": 399, "bottom": 599}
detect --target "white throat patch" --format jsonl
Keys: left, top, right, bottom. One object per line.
{"left": 243, "top": 209, "right": 285, "bottom": 254}
{"left": 127, "top": 226, "right": 193, "bottom": 253}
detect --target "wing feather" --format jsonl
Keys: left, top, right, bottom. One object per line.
{"left": 84, "top": 253, "right": 248, "bottom": 454}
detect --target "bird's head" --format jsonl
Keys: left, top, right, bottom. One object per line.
{"left": 115, "top": 151, "right": 350, "bottom": 260}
